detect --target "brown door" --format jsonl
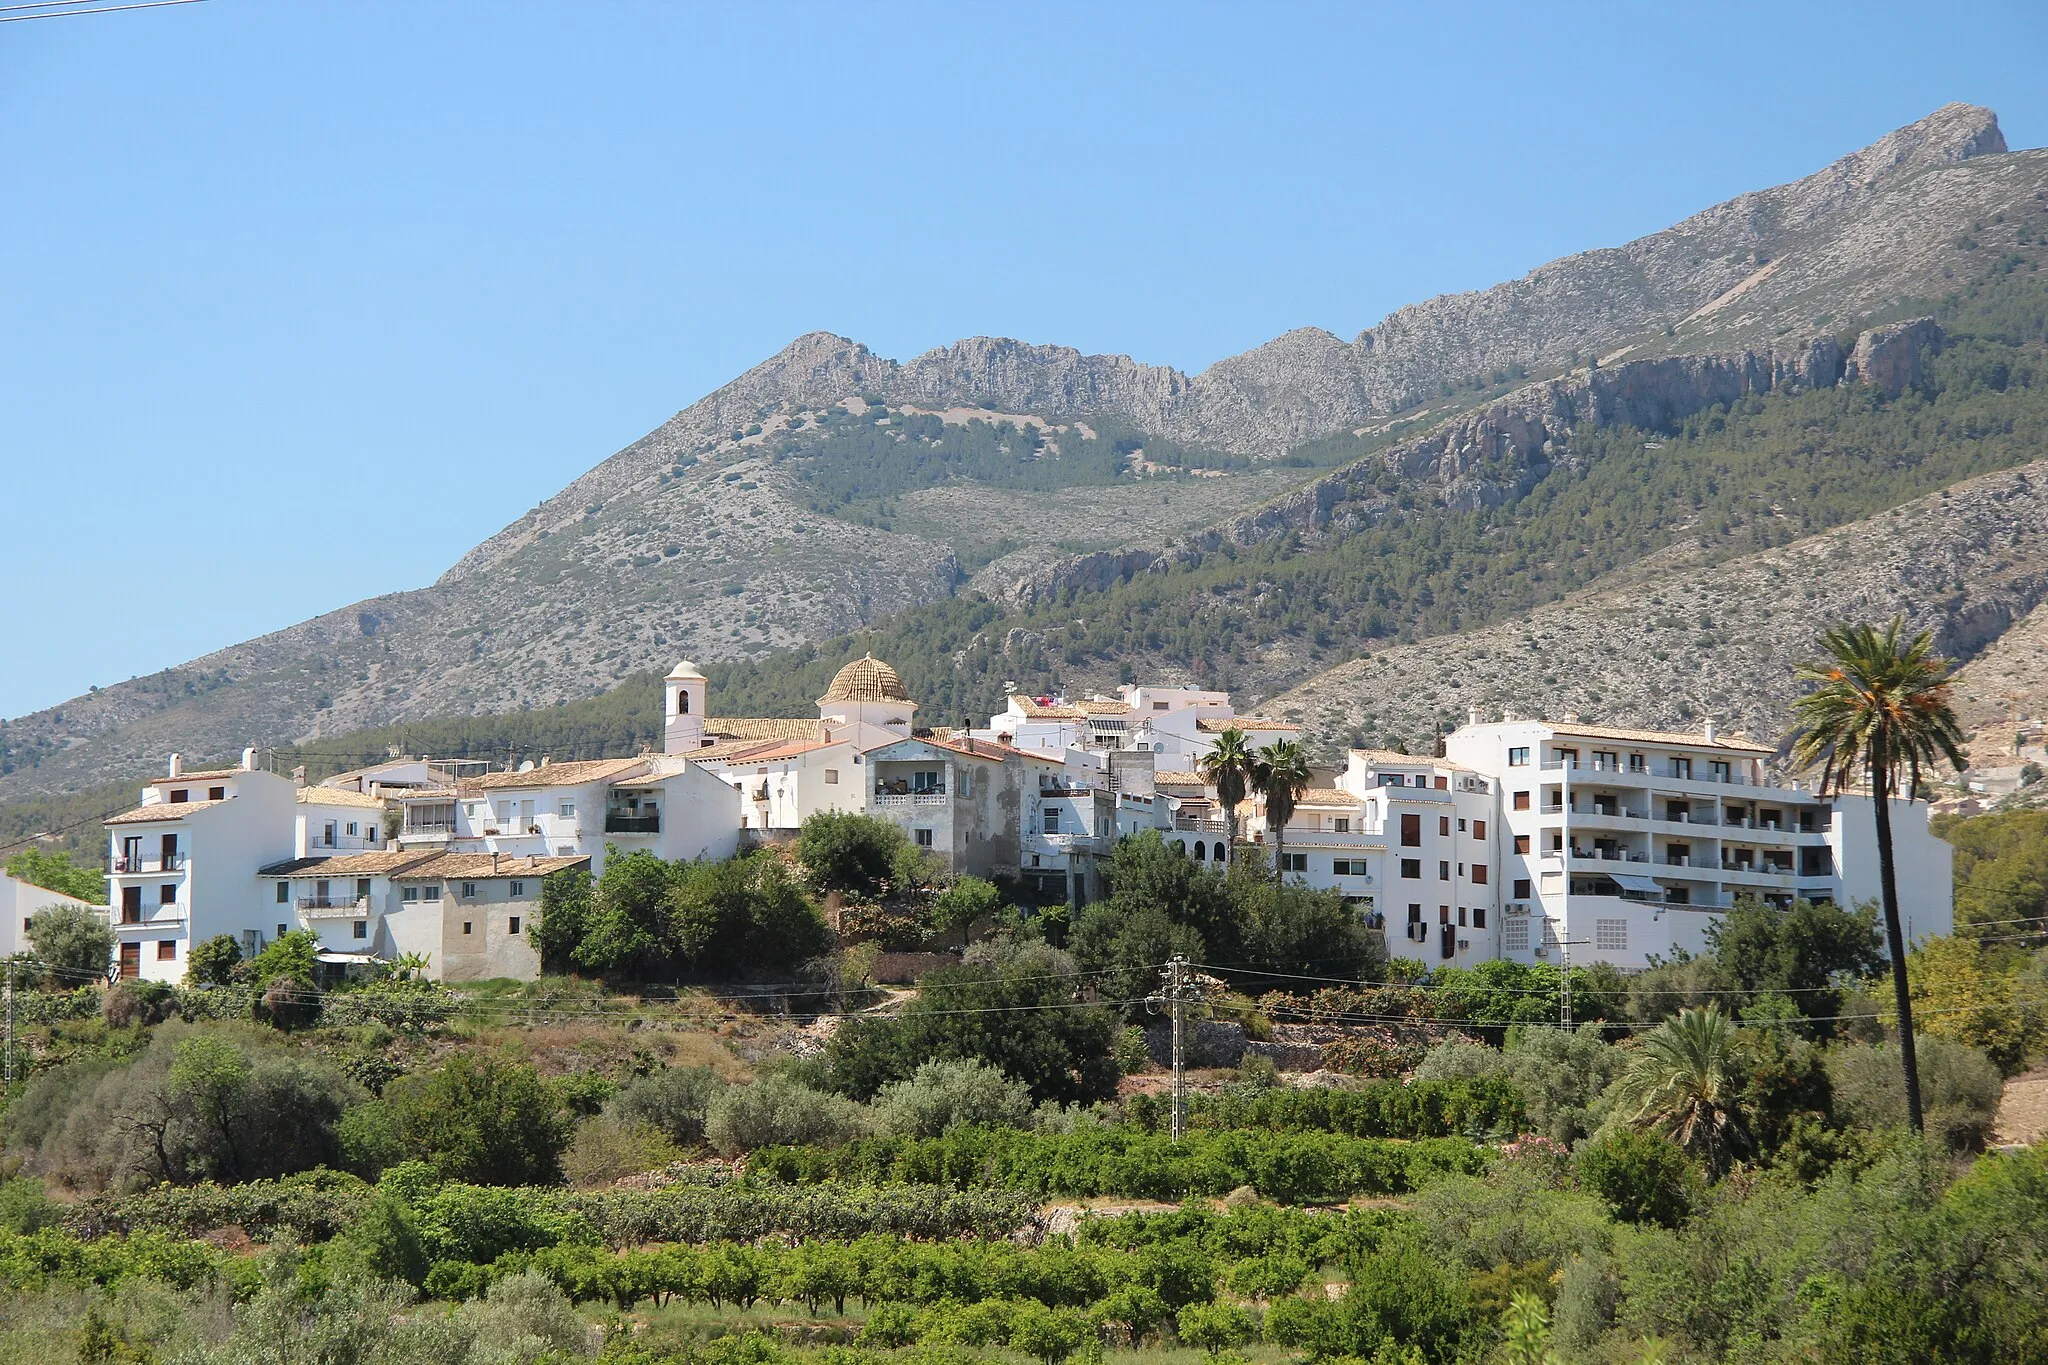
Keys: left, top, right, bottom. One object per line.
{"left": 118, "top": 942, "right": 140, "bottom": 979}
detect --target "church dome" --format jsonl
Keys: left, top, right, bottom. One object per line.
{"left": 819, "top": 653, "right": 912, "bottom": 704}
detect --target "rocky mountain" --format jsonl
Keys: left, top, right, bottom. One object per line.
{"left": 3, "top": 104, "right": 2041, "bottom": 803}
{"left": 1263, "top": 458, "right": 2048, "bottom": 760}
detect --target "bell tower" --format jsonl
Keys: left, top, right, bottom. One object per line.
{"left": 664, "top": 660, "right": 707, "bottom": 754}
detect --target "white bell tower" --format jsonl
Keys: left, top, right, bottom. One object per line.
{"left": 664, "top": 660, "right": 708, "bottom": 754}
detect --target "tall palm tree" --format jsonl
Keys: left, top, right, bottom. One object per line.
{"left": 1789, "top": 618, "right": 1966, "bottom": 1136}
{"left": 1255, "top": 739, "right": 1313, "bottom": 883}
{"left": 1609, "top": 1005, "right": 1751, "bottom": 1173}
{"left": 1198, "top": 727, "right": 1257, "bottom": 855}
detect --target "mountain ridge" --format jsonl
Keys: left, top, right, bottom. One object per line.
{"left": 3, "top": 104, "right": 2039, "bottom": 802}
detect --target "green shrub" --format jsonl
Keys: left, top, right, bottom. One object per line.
{"left": 611, "top": 1066, "right": 727, "bottom": 1145}
{"left": 873, "top": 1059, "right": 1034, "bottom": 1138}
{"left": 374, "top": 1055, "right": 573, "bottom": 1185}
{"left": 1177, "top": 1301, "right": 1260, "bottom": 1355}
{"left": 1576, "top": 1129, "right": 1692, "bottom": 1228}
{"left": 704, "top": 1077, "right": 872, "bottom": 1155}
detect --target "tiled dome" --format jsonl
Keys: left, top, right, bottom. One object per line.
{"left": 819, "top": 653, "right": 911, "bottom": 703}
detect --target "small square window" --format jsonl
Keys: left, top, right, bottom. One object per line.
{"left": 559, "top": 800, "right": 576, "bottom": 819}
{"left": 1439, "top": 861, "right": 1451, "bottom": 881}
{"left": 423, "top": 885, "right": 442, "bottom": 902}
{"left": 462, "top": 882, "right": 478, "bottom": 898}
{"left": 1401, "top": 858, "right": 1421, "bottom": 879}
{"left": 1514, "top": 834, "right": 1531, "bottom": 854}
{"left": 1473, "top": 905, "right": 1488, "bottom": 929}
{"left": 208, "top": 786, "right": 224, "bottom": 801}
{"left": 1507, "top": 747, "right": 1530, "bottom": 767}
{"left": 276, "top": 883, "right": 290, "bottom": 904}
{"left": 914, "top": 828, "right": 934, "bottom": 848}
{"left": 276, "top": 924, "right": 287, "bottom": 938}
{"left": 824, "top": 769, "right": 840, "bottom": 785}
{"left": 1333, "top": 817, "right": 1350, "bottom": 833}
{"left": 509, "top": 916, "right": 522, "bottom": 935}
{"left": 462, "top": 921, "right": 473, "bottom": 935}
{"left": 352, "top": 920, "right": 368, "bottom": 940}
{"left": 1438, "top": 816, "right": 1450, "bottom": 836}
{"left": 157, "top": 940, "right": 176, "bottom": 960}
{"left": 346, "top": 822, "right": 359, "bottom": 836}
{"left": 1513, "top": 791, "right": 1531, "bottom": 811}
{"left": 1514, "top": 878, "right": 1532, "bottom": 899}
{"left": 510, "top": 881, "right": 525, "bottom": 897}
{"left": 1473, "top": 820, "right": 1486, "bottom": 840}
{"left": 402, "top": 886, "right": 419, "bottom": 902}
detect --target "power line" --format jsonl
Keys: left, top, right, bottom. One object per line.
{"left": 0, "top": 0, "right": 207, "bottom": 21}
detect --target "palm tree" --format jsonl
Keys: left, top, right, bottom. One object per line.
{"left": 1198, "top": 727, "right": 1257, "bottom": 855}
{"left": 1254, "top": 739, "right": 1313, "bottom": 883}
{"left": 1609, "top": 1005, "right": 1751, "bottom": 1173}
{"left": 1789, "top": 618, "right": 1966, "bottom": 1135}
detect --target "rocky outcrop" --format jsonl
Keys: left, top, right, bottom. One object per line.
{"left": 1845, "top": 317, "right": 1944, "bottom": 395}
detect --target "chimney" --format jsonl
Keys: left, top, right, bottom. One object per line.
{"left": 1704, "top": 717, "right": 1718, "bottom": 743}
{"left": 1467, "top": 707, "right": 1481, "bottom": 728}
{"left": 292, "top": 764, "right": 308, "bottom": 786}
{"left": 242, "top": 746, "right": 258, "bottom": 771}
{"left": 491, "top": 851, "right": 499, "bottom": 874}
{"left": 168, "top": 753, "right": 183, "bottom": 778}
{"left": 540, "top": 755, "right": 550, "bottom": 768}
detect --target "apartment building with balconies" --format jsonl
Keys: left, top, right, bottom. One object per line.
{"left": 1328, "top": 751, "right": 1500, "bottom": 969}
{"left": 104, "top": 750, "right": 300, "bottom": 982}
{"left": 1445, "top": 718, "right": 1954, "bottom": 972}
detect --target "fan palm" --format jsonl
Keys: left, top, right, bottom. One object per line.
{"left": 1609, "top": 1005, "right": 1751, "bottom": 1173}
{"left": 1789, "top": 618, "right": 1966, "bottom": 1135}
{"left": 1197, "top": 727, "right": 1257, "bottom": 855}
{"left": 1254, "top": 739, "right": 1314, "bottom": 883}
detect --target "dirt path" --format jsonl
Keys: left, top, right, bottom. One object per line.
{"left": 1993, "top": 1066, "right": 2048, "bottom": 1147}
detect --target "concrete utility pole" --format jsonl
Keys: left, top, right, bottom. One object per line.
{"left": 1148, "top": 955, "right": 1202, "bottom": 1142}
{"left": 1558, "top": 936, "right": 1592, "bottom": 1029}
{"left": 3, "top": 959, "right": 13, "bottom": 1091}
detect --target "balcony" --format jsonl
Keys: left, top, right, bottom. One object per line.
{"left": 1173, "top": 816, "right": 1228, "bottom": 833}
{"left": 401, "top": 821, "right": 458, "bottom": 838}
{"left": 114, "top": 851, "right": 187, "bottom": 873}
{"left": 604, "top": 812, "right": 662, "bottom": 834}
{"left": 298, "top": 898, "right": 372, "bottom": 919}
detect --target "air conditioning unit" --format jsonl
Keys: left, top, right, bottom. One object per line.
{"left": 1533, "top": 947, "right": 1549, "bottom": 958}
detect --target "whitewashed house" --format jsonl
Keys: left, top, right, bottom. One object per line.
{"left": 1444, "top": 717, "right": 1954, "bottom": 972}
{"left": 105, "top": 751, "right": 302, "bottom": 982}
{"left": 1, "top": 872, "right": 100, "bottom": 968}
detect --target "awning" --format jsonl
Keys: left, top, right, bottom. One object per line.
{"left": 1608, "top": 873, "right": 1665, "bottom": 895}
{"left": 314, "top": 950, "right": 384, "bottom": 965}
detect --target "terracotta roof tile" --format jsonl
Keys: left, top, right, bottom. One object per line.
{"left": 704, "top": 717, "right": 827, "bottom": 742}
{"left": 464, "top": 758, "right": 648, "bottom": 791}
{"left": 258, "top": 850, "right": 439, "bottom": 878}
{"left": 395, "top": 852, "right": 589, "bottom": 880}
{"left": 818, "top": 654, "right": 912, "bottom": 704}
{"left": 297, "top": 787, "right": 390, "bottom": 809}
{"left": 107, "top": 799, "right": 226, "bottom": 825}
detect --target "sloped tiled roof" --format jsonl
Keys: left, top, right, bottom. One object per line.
{"left": 145, "top": 767, "right": 243, "bottom": 784}
{"left": 297, "top": 787, "right": 389, "bottom": 809}
{"left": 687, "top": 737, "right": 805, "bottom": 764}
{"left": 1152, "top": 770, "right": 1207, "bottom": 786}
{"left": 1295, "top": 788, "right": 1363, "bottom": 807}
{"left": 464, "top": 758, "right": 648, "bottom": 791}
{"left": 258, "top": 850, "right": 439, "bottom": 878}
{"left": 1009, "top": 696, "right": 1082, "bottom": 719}
{"left": 107, "top": 799, "right": 226, "bottom": 825}
{"left": 394, "top": 852, "right": 589, "bottom": 880}
{"left": 1197, "top": 718, "right": 1301, "bottom": 733}
{"left": 705, "top": 717, "right": 827, "bottom": 742}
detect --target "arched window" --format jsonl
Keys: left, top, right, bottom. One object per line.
{"left": 1193, "top": 841, "right": 1207, "bottom": 861}
{"left": 1172, "top": 839, "right": 1186, "bottom": 855}
{"left": 677, "top": 690, "right": 691, "bottom": 715}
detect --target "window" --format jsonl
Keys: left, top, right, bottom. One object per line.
{"left": 1439, "top": 905, "right": 1451, "bottom": 923}
{"left": 1457, "top": 906, "right": 1467, "bottom": 926}
{"left": 1407, "top": 904, "right": 1422, "bottom": 923}
{"left": 1503, "top": 919, "right": 1528, "bottom": 951}
{"left": 1472, "top": 864, "right": 1488, "bottom": 885}
{"left": 1593, "top": 750, "right": 1618, "bottom": 770}
{"left": 277, "top": 924, "right": 288, "bottom": 938}
{"left": 1671, "top": 757, "right": 1692, "bottom": 780}
{"left": 1513, "top": 790, "right": 1530, "bottom": 811}
{"left": 1153, "top": 701, "right": 1169, "bottom": 711}
{"left": 1400, "top": 813, "right": 1421, "bottom": 846}
{"left": 357, "top": 878, "right": 371, "bottom": 899}
{"left": 496, "top": 801, "right": 512, "bottom": 825}
{"left": 1473, "top": 905, "right": 1487, "bottom": 929}
{"left": 1473, "top": 820, "right": 1486, "bottom": 840}
{"left": 157, "top": 940, "right": 176, "bottom": 960}
{"left": 323, "top": 822, "right": 337, "bottom": 847}
{"left": 276, "top": 882, "right": 289, "bottom": 904}
{"left": 510, "top": 881, "right": 525, "bottom": 897}
{"left": 169, "top": 789, "right": 188, "bottom": 803}
{"left": 509, "top": 916, "right": 522, "bottom": 935}
{"left": 352, "top": 921, "right": 368, "bottom": 940}
{"left": 1556, "top": 748, "right": 1578, "bottom": 768}
{"left": 1710, "top": 760, "right": 1732, "bottom": 782}
{"left": 1434, "top": 776, "right": 1448, "bottom": 790}
{"left": 677, "top": 689, "right": 690, "bottom": 714}
{"left": 462, "top": 882, "right": 477, "bottom": 898}
{"left": 367, "top": 825, "right": 378, "bottom": 843}
{"left": 559, "top": 800, "right": 576, "bottom": 820}
{"left": 1595, "top": 919, "right": 1629, "bottom": 952}
{"left": 346, "top": 822, "right": 359, "bottom": 837}
{"left": 1514, "top": 877, "right": 1532, "bottom": 899}
{"left": 159, "top": 884, "right": 176, "bottom": 904}
{"left": 463, "top": 921, "right": 473, "bottom": 935}
{"left": 824, "top": 769, "right": 840, "bottom": 785}
{"left": 1381, "top": 773, "right": 1407, "bottom": 787}
{"left": 1043, "top": 807, "right": 1062, "bottom": 835}
{"left": 1333, "top": 859, "right": 1367, "bottom": 876}
{"left": 1281, "top": 853, "right": 1307, "bottom": 872}
{"left": 1333, "top": 817, "right": 1350, "bottom": 833}
{"left": 208, "top": 786, "right": 225, "bottom": 801}
{"left": 1400, "top": 858, "right": 1421, "bottom": 879}
{"left": 402, "top": 886, "right": 420, "bottom": 902}
{"left": 1513, "top": 834, "right": 1530, "bottom": 854}
{"left": 1507, "top": 746, "right": 1530, "bottom": 766}
{"left": 1438, "top": 815, "right": 1450, "bottom": 836}
{"left": 914, "top": 828, "right": 934, "bottom": 848}
{"left": 1628, "top": 753, "right": 1646, "bottom": 773}
{"left": 1438, "top": 860, "right": 1451, "bottom": 881}
{"left": 423, "top": 885, "right": 442, "bottom": 902}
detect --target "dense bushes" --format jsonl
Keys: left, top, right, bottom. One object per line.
{"left": 1159, "top": 1075, "right": 1524, "bottom": 1139}
{"left": 344, "top": 1055, "right": 572, "bottom": 1185}
{"left": 746, "top": 1127, "right": 1488, "bottom": 1203}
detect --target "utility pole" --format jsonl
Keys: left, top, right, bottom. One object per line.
{"left": 1148, "top": 955, "right": 1201, "bottom": 1142}
{"left": 3, "top": 959, "right": 13, "bottom": 1092}
{"left": 1557, "top": 935, "right": 1592, "bottom": 1029}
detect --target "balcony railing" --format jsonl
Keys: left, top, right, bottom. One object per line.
{"left": 298, "top": 898, "right": 371, "bottom": 918}
{"left": 604, "top": 813, "right": 661, "bottom": 834}
{"left": 114, "top": 853, "right": 187, "bottom": 873}
{"left": 402, "top": 821, "right": 458, "bottom": 836}
{"left": 1173, "top": 816, "right": 1227, "bottom": 833}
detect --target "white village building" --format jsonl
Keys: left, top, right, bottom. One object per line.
{"left": 1, "top": 872, "right": 101, "bottom": 968}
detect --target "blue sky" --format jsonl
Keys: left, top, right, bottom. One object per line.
{"left": 3, "top": 1, "right": 2045, "bottom": 720}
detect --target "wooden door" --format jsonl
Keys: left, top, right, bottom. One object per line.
{"left": 118, "top": 942, "right": 140, "bottom": 979}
